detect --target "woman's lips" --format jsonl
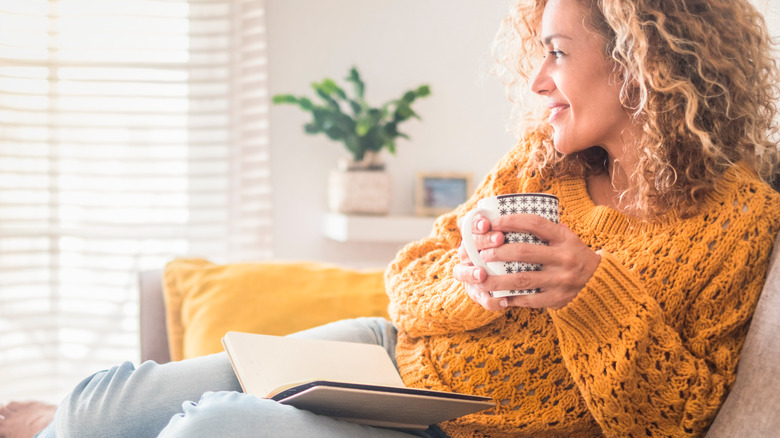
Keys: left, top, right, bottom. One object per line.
{"left": 548, "top": 104, "right": 569, "bottom": 122}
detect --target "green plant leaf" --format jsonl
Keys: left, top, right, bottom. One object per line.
{"left": 349, "top": 100, "right": 362, "bottom": 115}
{"left": 320, "top": 78, "right": 347, "bottom": 100}
{"left": 316, "top": 78, "right": 335, "bottom": 94}
{"left": 360, "top": 129, "right": 382, "bottom": 153}
{"left": 383, "top": 122, "right": 398, "bottom": 137}
{"left": 272, "top": 94, "right": 297, "bottom": 104}
{"left": 273, "top": 67, "right": 431, "bottom": 161}
{"left": 346, "top": 67, "right": 365, "bottom": 99}
{"left": 402, "top": 91, "right": 417, "bottom": 103}
{"left": 298, "top": 97, "right": 314, "bottom": 110}
{"left": 356, "top": 120, "right": 373, "bottom": 137}
{"left": 345, "top": 135, "right": 362, "bottom": 160}
{"left": 416, "top": 85, "right": 431, "bottom": 97}
{"left": 314, "top": 89, "right": 339, "bottom": 110}
{"left": 394, "top": 104, "right": 416, "bottom": 121}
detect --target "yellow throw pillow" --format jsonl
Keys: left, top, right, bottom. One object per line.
{"left": 163, "top": 258, "right": 389, "bottom": 361}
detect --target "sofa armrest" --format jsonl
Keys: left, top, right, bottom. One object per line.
{"left": 705, "top": 231, "right": 780, "bottom": 436}
{"left": 139, "top": 269, "right": 170, "bottom": 363}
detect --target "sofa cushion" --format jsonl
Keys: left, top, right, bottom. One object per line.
{"left": 162, "top": 258, "right": 389, "bottom": 361}
{"left": 705, "top": 232, "right": 780, "bottom": 437}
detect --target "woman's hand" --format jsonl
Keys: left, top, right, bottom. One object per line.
{"left": 454, "top": 213, "right": 601, "bottom": 310}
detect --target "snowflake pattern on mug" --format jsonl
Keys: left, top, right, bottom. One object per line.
{"left": 497, "top": 194, "right": 558, "bottom": 223}
{"left": 492, "top": 194, "right": 559, "bottom": 296}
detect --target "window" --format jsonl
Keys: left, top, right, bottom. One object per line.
{"left": 0, "top": 0, "right": 270, "bottom": 402}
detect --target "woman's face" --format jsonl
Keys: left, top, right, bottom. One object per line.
{"left": 531, "top": 0, "right": 634, "bottom": 157}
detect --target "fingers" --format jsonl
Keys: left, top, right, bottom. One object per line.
{"left": 492, "top": 214, "right": 564, "bottom": 243}
{"left": 457, "top": 244, "right": 471, "bottom": 265}
{"left": 487, "top": 270, "right": 546, "bottom": 297}
{"left": 459, "top": 214, "right": 505, "bottom": 249}
{"left": 463, "top": 282, "right": 508, "bottom": 311}
{"left": 479, "top": 241, "right": 554, "bottom": 266}
{"left": 457, "top": 238, "right": 505, "bottom": 268}
{"left": 502, "top": 288, "right": 576, "bottom": 309}
{"left": 466, "top": 275, "right": 551, "bottom": 311}
{"left": 459, "top": 214, "right": 490, "bottom": 233}
{"left": 486, "top": 277, "right": 567, "bottom": 310}
{"left": 453, "top": 261, "right": 485, "bottom": 284}
{"left": 455, "top": 262, "right": 547, "bottom": 310}
{"left": 457, "top": 212, "right": 505, "bottom": 267}
{"left": 454, "top": 260, "right": 517, "bottom": 311}
{"left": 457, "top": 259, "right": 592, "bottom": 310}
{"left": 457, "top": 261, "right": 581, "bottom": 311}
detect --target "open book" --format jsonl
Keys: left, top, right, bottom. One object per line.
{"left": 222, "top": 331, "right": 494, "bottom": 431}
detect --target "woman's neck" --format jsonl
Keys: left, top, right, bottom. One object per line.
{"left": 586, "top": 119, "right": 644, "bottom": 212}
{"left": 586, "top": 155, "right": 633, "bottom": 211}
{"left": 586, "top": 172, "right": 621, "bottom": 209}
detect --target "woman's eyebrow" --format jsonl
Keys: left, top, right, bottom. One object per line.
{"left": 541, "top": 33, "right": 572, "bottom": 45}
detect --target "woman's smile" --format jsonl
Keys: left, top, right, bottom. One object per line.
{"left": 547, "top": 103, "right": 569, "bottom": 122}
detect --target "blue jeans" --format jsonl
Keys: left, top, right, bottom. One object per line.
{"left": 36, "top": 317, "right": 447, "bottom": 438}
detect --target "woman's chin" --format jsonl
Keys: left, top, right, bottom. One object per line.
{"left": 551, "top": 136, "right": 571, "bottom": 155}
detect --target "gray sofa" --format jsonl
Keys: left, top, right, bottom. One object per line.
{"left": 139, "top": 233, "right": 780, "bottom": 437}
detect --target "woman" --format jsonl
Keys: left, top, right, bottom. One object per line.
{"left": 389, "top": 0, "right": 780, "bottom": 435}
{"left": 2, "top": 0, "right": 779, "bottom": 437}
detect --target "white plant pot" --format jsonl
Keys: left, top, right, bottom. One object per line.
{"left": 328, "top": 169, "right": 391, "bottom": 215}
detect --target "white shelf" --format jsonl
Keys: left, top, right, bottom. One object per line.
{"left": 323, "top": 213, "right": 436, "bottom": 243}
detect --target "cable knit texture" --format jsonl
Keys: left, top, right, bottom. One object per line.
{"left": 385, "top": 143, "right": 780, "bottom": 437}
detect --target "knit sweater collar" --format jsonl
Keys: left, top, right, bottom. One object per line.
{"left": 553, "top": 163, "right": 754, "bottom": 235}
{"left": 555, "top": 174, "right": 675, "bottom": 235}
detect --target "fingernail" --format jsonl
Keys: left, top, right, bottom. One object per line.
{"left": 500, "top": 299, "right": 508, "bottom": 308}
{"left": 477, "top": 219, "right": 487, "bottom": 232}
{"left": 491, "top": 234, "right": 500, "bottom": 244}
{"left": 473, "top": 269, "right": 481, "bottom": 280}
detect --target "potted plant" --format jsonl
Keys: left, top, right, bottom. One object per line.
{"left": 273, "top": 67, "right": 431, "bottom": 214}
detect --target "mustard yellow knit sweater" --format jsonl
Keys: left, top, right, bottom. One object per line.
{"left": 385, "top": 144, "right": 780, "bottom": 438}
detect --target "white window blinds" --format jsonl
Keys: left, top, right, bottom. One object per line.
{"left": 0, "top": 0, "right": 271, "bottom": 402}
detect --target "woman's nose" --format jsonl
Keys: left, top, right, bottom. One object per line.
{"left": 530, "top": 62, "right": 553, "bottom": 95}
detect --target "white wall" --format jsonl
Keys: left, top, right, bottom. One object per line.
{"left": 266, "top": 0, "right": 780, "bottom": 269}
{"left": 753, "top": 0, "right": 780, "bottom": 38}
{"left": 267, "top": 1, "right": 514, "bottom": 268}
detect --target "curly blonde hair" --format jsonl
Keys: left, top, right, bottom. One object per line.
{"left": 493, "top": 0, "right": 780, "bottom": 217}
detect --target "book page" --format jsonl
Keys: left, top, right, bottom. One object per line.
{"left": 222, "top": 331, "right": 406, "bottom": 397}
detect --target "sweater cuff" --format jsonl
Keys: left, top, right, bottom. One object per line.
{"left": 548, "top": 250, "right": 656, "bottom": 347}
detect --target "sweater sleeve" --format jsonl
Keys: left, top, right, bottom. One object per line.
{"left": 548, "top": 213, "right": 779, "bottom": 437}
{"left": 385, "top": 143, "right": 539, "bottom": 338}
{"left": 384, "top": 213, "right": 505, "bottom": 337}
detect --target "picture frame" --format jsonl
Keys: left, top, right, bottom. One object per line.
{"left": 415, "top": 172, "right": 473, "bottom": 216}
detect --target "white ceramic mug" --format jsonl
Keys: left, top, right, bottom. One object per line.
{"left": 461, "top": 193, "right": 559, "bottom": 297}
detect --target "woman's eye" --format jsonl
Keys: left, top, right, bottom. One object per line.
{"left": 548, "top": 50, "right": 564, "bottom": 58}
